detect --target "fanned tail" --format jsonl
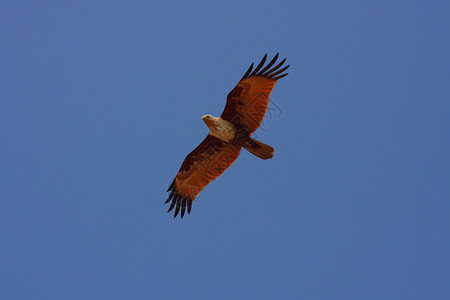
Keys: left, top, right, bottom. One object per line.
{"left": 243, "top": 138, "right": 274, "bottom": 160}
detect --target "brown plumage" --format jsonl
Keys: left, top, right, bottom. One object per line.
{"left": 166, "top": 53, "right": 289, "bottom": 218}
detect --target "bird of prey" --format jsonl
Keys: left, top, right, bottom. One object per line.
{"left": 166, "top": 53, "right": 289, "bottom": 218}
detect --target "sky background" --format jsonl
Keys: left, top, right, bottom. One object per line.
{"left": 1, "top": 1, "right": 449, "bottom": 299}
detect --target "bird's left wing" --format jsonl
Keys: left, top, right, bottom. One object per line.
{"left": 221, "top": 53, "right": 289, "bottom": 133}
{"left": 166, "top": 135, "right": 241, "bottom": 218}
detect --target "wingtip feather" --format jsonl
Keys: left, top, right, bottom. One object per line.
{"left": 239, "top": 54, "right": 289, "bottom": 81}
{"left": 187, "top": 200, "right": 192, "bottom": 214}
{"left": 249, "top": 54, "right": 268, "bottom": 76}
{"left": 166, "top": 179, "right": 175, "bottom": 192}
{"left": 180, "top": 198, "right": 187, "bottom": 219}
{"left": 174, "top": 200, "right": 181, "bottom": 218}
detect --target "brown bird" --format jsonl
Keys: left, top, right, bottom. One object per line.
{"left": 166, "top": 53, "right": 289, "bottom": 218}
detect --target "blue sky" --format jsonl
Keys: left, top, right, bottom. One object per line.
{"left": 1, "top": 1, "right": 449, "bottom": 299}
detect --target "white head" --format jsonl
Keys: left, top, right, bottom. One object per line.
{"left": 201, "top": 114, "right": 217, "bottom": 129}
{"left": 201, "top": 114, "right": 214, "bottom": 121}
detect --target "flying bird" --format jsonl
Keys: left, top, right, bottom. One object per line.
{"left": 166, "top": 53, "right": 289, "bottom": 218}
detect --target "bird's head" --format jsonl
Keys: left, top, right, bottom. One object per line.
{"left": 202, "top": 114, "right": 215, "bottom": 128}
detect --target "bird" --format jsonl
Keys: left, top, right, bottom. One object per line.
{"left": 165, "top": 53, "right": 289, "bottom": 218}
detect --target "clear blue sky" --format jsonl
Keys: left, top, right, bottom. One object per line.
{"left": 1, "top": 1, "right": 449, "bottom": 299}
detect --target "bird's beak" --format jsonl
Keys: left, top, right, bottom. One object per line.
{"left": 201, "top": 115, "right": 207, "bottom": 120}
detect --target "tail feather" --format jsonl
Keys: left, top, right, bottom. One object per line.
{"left": 243, "top": 138, "right": 274, "bottom": 160}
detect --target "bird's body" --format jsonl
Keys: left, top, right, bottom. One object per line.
{"left": 202, "top": 115, "right": 236, "bottom": 143}
{"left": 166, "top": 53, "right": 289, "bottom": 218}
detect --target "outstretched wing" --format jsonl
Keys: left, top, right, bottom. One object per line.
{"left": 166, "top": 135, "right": 241, "bottom": 218}
{"left": 221, "top": 53, "right": 289, "bottom": 133}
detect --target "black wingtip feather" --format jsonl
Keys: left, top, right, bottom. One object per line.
{"left": 165, "top": 191, "right": 175, "bottom": 204}
{"left": 239, "top": 54, "right": 289, "bottom": 82}
{"left": 174, "top": 199, "right": 181, "bottom": 218}
{"left": 268, "top": 65, "right": 290, "bottom": 79}
{"left": 187, "top": 200, "right": 192, "bottom": 214}
{"left": 166, "top": 178, "right": 194, "bottom": 219}
{"left": 257, "top": 53, "right": 279, "bottom": 76}
{"left": 240, "top": 63, "right": 254, "bottom": 81}
{"left": 167, "top": 194, "right": 177, "bottom": 212}
{"left": 249, "top": 54, "right": 267, "bottom": 76}
{"left": 180, "top": 198, "right": 187, "bottom": 219}
{"left": 166, "top": 179, "right": 175, "bottom": 192}
{"left": 273, "top": 73, "right": 289, "bottom": 80}
{"left": 264, "top": 58, "right": 287, "bottom": 76}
